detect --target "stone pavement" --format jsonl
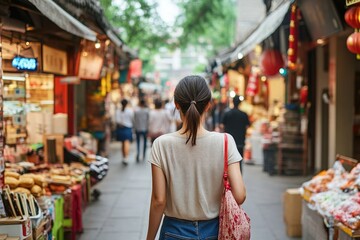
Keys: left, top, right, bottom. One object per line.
{"left": 79, "top": 142, "right": 310, "bottom": 240}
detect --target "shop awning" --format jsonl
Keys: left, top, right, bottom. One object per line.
{"left": 228, "top": 0, "right": 292, "bottom": 63}
{"left": 106, "top": 30, "right": 137, "bottom": 58}
{"left": 27, "top": 0, "right": 97, "bottom": 41}
{"left": 106, "top": 30, "right": 123, "bottom": 47}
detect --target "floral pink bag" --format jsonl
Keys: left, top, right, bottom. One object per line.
{"left": 218, "top": 134, "right": 251, "bottom": 240}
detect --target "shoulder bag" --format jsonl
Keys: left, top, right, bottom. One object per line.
{"left": 218, "top": 134, "right": 251, "bottom": 240}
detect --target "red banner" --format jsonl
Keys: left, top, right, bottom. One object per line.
{"left": 246, "top": 73, "right": 258, "bottom": 96}
{"left": 54, "top": 76, "right": 68, "bottom": 114}
{"left": 129, "top": 59, "right": 142, "bottom": 78}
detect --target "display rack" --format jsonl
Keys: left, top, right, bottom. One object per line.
{"left": 277, "top": 108, "right": 306, "bottom": 175}
{"left": 3, "top": 74, "right": 27, "bottom": 145}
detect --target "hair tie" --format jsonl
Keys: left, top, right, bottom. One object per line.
{"left": 191, "top": 100, "right": 196, "bottom": 105}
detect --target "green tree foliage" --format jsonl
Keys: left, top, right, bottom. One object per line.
{"left": 100, "top": 0, "right": 237, "bottom": 73}
{"left": 99, "top": 0, "right": 170, "bottom": 63}
{"left": 175, "top": 0, "right": 237, "bottom": 55}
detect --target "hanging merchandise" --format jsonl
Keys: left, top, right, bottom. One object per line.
{"left": 287, "top": 3, "right": 298, "bottom": 70}
{"left": 246, "top": 72, "right": 258, "bottom": 96}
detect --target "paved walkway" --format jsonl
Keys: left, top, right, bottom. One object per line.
{"left": 79, "top": 142, "right": 310, "bottom": 240}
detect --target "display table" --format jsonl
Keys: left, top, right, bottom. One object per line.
{"left": 302, "top": 200, "right": 331, "bottom": 240}
{"left": 301, "top": 155, "right": 360, "bottom": 240}
{"left": 51, "top": 182, "right": 86, "bottom": 240}
{"left": 337, "top": 224, "right": 360, "bottom": 240}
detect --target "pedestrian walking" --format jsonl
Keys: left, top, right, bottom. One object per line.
{"left": 146, "top": 75, "right": 246, "bottom": 240}
{"left": 148, "top": 99, "right": 172, "bottom": 143}
{"left": 134, "top": 98, "right": 149, "bottom": 162}
{"left": 164, "top": 99, "right": 181, "bottom": 133}
{"left": 115, "top": 99, "right": 134, "bottom": 165}
{"left": 220, "top": 95, "right": 250, "bottom": 173}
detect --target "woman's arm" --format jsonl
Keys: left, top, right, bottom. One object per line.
{"left": 147, "top": 164, "right": 167, "bottom": 240}
{"left": 228, "top": 162, "right": 246, "bottom": 205}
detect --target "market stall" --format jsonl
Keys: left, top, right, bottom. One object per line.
{"left": 301, "top": 155, "right": 360, "bottom": 240}
{"left": 0, "top": 132, "right": 108, "bottom": 239}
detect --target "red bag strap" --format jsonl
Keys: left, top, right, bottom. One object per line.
{"left": 223, "top": 134, "right": 230, "bottom": 190}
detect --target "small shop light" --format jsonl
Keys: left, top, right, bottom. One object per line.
{"left": 316, "top": 39, "right": 325, "bottom": 45}
{"left": 95, "top": 41, "right": 101, "bottom": 49}
{"left": 82, "top": 51, "right": 88, "bottom": 57}
{"left": 105, "top": 39, "right": 111, "bottom": 46}
{"left": 229, "top": 91, "right": 236, "bottom": 98}
{"left": 261, "top": 76, "right": 267, "bottom": 82}
{"left": 237, "top": 52, "right": 244, "bottom": 59}
{"left": 3, "top": 75, "right": 26, "bottom": 81}
{"left": 25, "top": 41, "right": 30, "bottom": 46}
{"left": 279, "top": 68, "right": 287, "bottom": 76}
{"left": 239, "top": 95, "right": 245, "bottom": 101}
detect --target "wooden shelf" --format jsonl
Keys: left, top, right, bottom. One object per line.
{"left": 277, "top": 109, "right": 306, "bottom": 175}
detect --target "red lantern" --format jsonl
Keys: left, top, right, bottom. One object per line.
{"left": 347, "top": 32, "right": 360, "bottom": 54}
{"left": 260, "top": 49, "right": 284, "bottom": 76}
{"left": 345, "top": 5, "right": 360, "bottom": 29}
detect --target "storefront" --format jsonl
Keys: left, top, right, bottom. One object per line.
{"left": 0, "top": 1, "right": 111, "bottom": 238}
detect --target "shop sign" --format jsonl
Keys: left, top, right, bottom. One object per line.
{"left": 60, "top": 76, "right": 80, "bottom": 84}
{"left": 78, "top": 52, "right": 103, "bottom": 80}
{"left": 346, "top": 0, "right": 360, "bottom": 6}
{"left": 42, "top": 45, "right": 68, "bottom": 75}
{"left": 11, "top": 57, "right": 37, "bottom": 71}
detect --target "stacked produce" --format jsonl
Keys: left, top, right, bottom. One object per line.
{"left": 302, "top": 161, "right": 360, "bottom": 231}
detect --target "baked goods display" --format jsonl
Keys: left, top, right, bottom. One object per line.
{"left": 3, "top": 162, "right": 91, "bottom": 196}
{"left": 0, "top": 133, "right": 108, "bottom": 240}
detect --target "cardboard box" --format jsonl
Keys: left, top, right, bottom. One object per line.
{"left": 33, "top": 218, "right": 49, "bottom": 240}
{"left": 0, "top": 217, "right": 32, "bottom": 240}
{"left": 286, "top": 224, "right": 302, "bottom": 237}
{"left": 283, "top": 188, "right": 302, "bottom": 225}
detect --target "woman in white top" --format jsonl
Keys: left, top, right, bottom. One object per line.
{"left": 115, "top": 99, "right": 134, "bottom": 165}
{"left": 146, "top": 75, "right": 246, "bottom": 239}
{"left": 148, "top": 99, "right": 172, "bottom": 143}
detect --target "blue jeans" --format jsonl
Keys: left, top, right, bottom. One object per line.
{"left": 159, "top": 216, "right": 219, "bottom": 240}
{"left": 135, "top": 131, "right": 147, "bottom": 160}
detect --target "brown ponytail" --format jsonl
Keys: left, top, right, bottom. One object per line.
{"left": 174, "top": 75, "right": 211, "bottom": 146}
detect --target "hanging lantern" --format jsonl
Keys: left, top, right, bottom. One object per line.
{"left": 259, "top": 49, "right": 284, "bottom": 76}
{"left": 347, "top": 32, "right": 360, "bottom": 54}
{"left": 345, "top": 5, "right": 360, "bottom": 29}
{"left": 287, "top": 3, "right": 298, "bottom": 70}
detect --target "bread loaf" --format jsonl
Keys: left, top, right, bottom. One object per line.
{"left": 14, "top": 187, "right": 31, "bottom": 195}
{"left": 5, "top": 177, "right": 19, "bottom": 189}
{"left": 18, "top": 176, "right": 35, "bottom": 188}
{"left": 5, "top": 171, "right": 20, "bottom": 179}
{"left": 33, "top": 175, "right": 47, "bottom": 187}
{"left": 31, "top": 185, "right": 43, "bottom": 196}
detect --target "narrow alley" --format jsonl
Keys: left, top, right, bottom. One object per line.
{"left": 79, "top": 142, "right": 309, "bottom": 240}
